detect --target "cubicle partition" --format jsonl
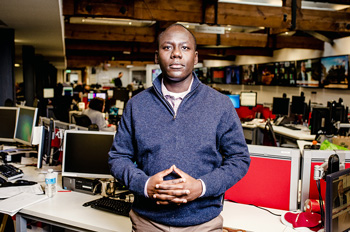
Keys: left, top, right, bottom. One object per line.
{"left": 225, "top": 145, "right": 300, "bottom": 211}
{"left": 300, "top": 149, "right": 350, "bottom": 211}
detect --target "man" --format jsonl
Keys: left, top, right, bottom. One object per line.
{"left": 113, "top": 72, "right": 123, "bottom": 88}
{"left": 108, "top": 24, "right": 250, "bottom": 231}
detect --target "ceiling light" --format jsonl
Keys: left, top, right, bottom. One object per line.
{"left": 123, "top": 51, "right": 131, "bottom": 55}
{"left": 69, "top": 17, "right": 156, "bottom": 27}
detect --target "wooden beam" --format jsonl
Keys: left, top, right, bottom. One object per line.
{"left": 65, "top": 23, "right": 156, "bottom": 43}
{"left": 273, "top": 35, "right": 325, "bottom": 50}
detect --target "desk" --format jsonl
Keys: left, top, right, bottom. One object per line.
{"left": 16, "top": 195, "right": 294, "bottom": 232}
{"left": 256, "top": 123, "right": 315, "bottom": 146}
{"left": 241, "top": 123, "right": 258, "bottom": 145}
{"left": 15, "top": 167, "right": 294, "bottom": 232}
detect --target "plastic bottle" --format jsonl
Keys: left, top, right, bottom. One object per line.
{"left": 45, "top": 169, "right": 56, "bottom": 198}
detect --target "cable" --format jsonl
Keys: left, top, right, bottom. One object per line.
{"left": 316, "top": 179, "right": 325, "bottom": 226}
{"left": 225, "top": 200, "right": 282, "bottom": 217}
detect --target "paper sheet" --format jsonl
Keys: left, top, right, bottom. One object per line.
{"left": 0, "top": 192, "right": 48, "bottom": 216}
{"left": 0, "top": 184, "right": 44, "bottom": 199}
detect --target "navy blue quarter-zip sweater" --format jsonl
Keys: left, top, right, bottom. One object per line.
{"left": 108, "top": 73, "right": 250, "bottom": 227}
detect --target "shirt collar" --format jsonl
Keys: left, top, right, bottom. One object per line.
{"left": 161, "top": 77, "right": 193, "bottom": 99}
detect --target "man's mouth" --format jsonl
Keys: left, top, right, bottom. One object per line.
{"left": 170, "top": 63, "right": 184, "bottom": 69}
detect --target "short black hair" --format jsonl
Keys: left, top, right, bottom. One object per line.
{"left": 157, "top": 24, "right": 197, "bottom": 50}
{"left": 88, "top": 97, "right": 105, "bottom": 112}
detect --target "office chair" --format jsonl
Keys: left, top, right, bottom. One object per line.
{"left": 72, "top": 114, "right": 92, "bottom": 127}
{"left": 263, "top": 118, "right": 278, "bottom": 147}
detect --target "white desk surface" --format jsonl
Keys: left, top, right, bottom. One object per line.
{"left": 15, "top": 166, "right": 296, "bottom": 232}
{"left": 256, "top": 123, "right": 315, "bottom": 141}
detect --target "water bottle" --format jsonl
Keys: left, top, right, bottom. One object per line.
{"left": 45, "top": 169, "right": 56, "bottom": 198}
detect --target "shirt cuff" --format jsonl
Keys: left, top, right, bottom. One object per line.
{"left": 144, "top": 178, "right": 150, "bottom": 198}
{"left": 198, "top": 179, "right": 206, "bottom": 197}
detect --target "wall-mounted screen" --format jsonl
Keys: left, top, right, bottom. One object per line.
{"left": 241, "top": 64, "right": 256, "bottom": 85}
{"left": 257, "top": 63, "right": 276, "bottom": 85}
{"left": 320, "top": 55, "right": 349, "bottom": 89}
{"left": 275, "top": 61, "right": 297, "bottom": 86}
{"left": 296, "top": 58, "right": 322, "bottom": 88}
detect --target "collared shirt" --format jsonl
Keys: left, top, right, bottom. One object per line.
{"left": 161, "top": 77, "right": 193, "bottom": 115}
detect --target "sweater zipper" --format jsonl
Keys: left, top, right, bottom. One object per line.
{"left": 173, "top": 83, "right": 200, "bottom": 119}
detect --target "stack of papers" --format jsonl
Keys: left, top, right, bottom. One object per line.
{"left": 0, "top": 184, "right": 48, "bottom": 216}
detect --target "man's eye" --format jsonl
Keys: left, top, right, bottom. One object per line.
{"left": 182, "top": 46, "right": 189, "bottom": 50}
{"left": 163, "top": 46, "right": 172, "bottom": 50}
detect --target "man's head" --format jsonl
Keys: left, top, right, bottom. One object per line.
{"left": 155, "top": 24, "right": 198, "bottom": 83}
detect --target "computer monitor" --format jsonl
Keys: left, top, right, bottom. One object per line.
{"left": 14, "top": 106, "right": 38, "bottom": 146}
{"left": 272, "top": 97, "right": 290, "bottom": 116}
{"left": 240, "top": 91, "right": 257, "bottom": 108}
{"left": 96, "top": 92, "right": 107, "bottom": 100}
{"left": 62, "top": 87, "right": 73, "bottom": 96}
{"left": 227, "top": 94, "right": 240, "bottom": 109}
{"left": 0, "top": 107, "right": 18, "bottom": 142}
{"left": 87, "top": 92, "right": 96, "bottom": 100}
{"left": 325, "top": 168, "right": 350, "bottom": 232}
{"left": 300, "top": 149, "right": 350, "bottom": 211}
{"left": 152, "top": 68, "right": 162, "bottom": 81}
{"left": 225, "top": 145, "right": 300, "bottom": 211}
{"left": 310, "top": 107, "right": 332, "bottom": 135}
{"left": 62, "top": 130, "right": 115, "bottom": 179}
{"left": 291, "top": 96, "right": 306, "bottom": 115}
{"left": 38, "top": 117, "right": 55, "bottom": 168}
{"left": 43, "top": 88, "right": 54, "bottom": 99}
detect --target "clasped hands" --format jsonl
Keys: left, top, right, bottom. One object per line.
{"left": 147, "top": 165, "right": 202, "bottom": 205}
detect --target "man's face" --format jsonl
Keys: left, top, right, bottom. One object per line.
{"left": 155, "top": 26, "right": 198, "bottom": 82}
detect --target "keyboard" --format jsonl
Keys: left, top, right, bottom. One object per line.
{"left": 282, "top": 124, "right": 300, "bottom": 130}
{"left": 83, "top": 197, "right": 132, "bottom": 217}
{"left": 0, "top": 164, "right": 24, "bottom": 181}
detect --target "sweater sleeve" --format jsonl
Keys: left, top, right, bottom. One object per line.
{"left": 199, "top": 103, "right": 251, "bottom": 198}
{"left": 108, "top": 103, "right": 149, "bottom": 196}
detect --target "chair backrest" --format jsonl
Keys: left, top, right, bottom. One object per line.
{"left": 72, "top": 114, "right": 92, "bottom": 127}
{"left": 263, "top": 118, "right": 277, "bottom": 146}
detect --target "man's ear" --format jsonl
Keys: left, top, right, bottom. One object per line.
{"left": 155, "top": 51, "right": 159, "bottom": 64}
{"left": 194, "top": 51, "right": 198, "bottom": 65}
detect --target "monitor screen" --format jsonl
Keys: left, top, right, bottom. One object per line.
{"left": 62, "top": 87, "right": 73, "bottom": 96}
{"left": 43, "top": 88, "right": 54, "bottom": 98}
{"left": 87, "top": 92, "right": 96, "bottom": 100}
{"left": 291, "top": 96, "right": 305, "bottom": 115}
{"left": 272, "top": 97, "right": 290, "bottom": 116}
{"left": 240, "top": 92, "right": 257, "bottom": 107}
{"left": 0, "top": 107, "right": 18, "bottom": 142}
{"left": 37, "top": 117, "right": 55, "bottom": 168}
{"left": 96, "top": 92, "right": 106, "bottom": 100}
{"left": 227, "top": 94, "right": 240, "bottom": 109}
{"left": 296, "top": 58, "right": 322, "bottom": 87}
{"left": 321, "top": 55, "right": 349, "bottom": 89}
{"left": 325, "top": 168, "right": 350, "bottom": 232}
{"left": 310, "top": 107, "right": 331, "bottom": 135}
{"left": 62, "top": 130, "right": 115, "bottom": 179}
{"left": 14, "top": 106, "right": 38, "bottom": 146}
{"left": 152, "top": 69, "right": 162, "bottom": 81}
{"left": 107, "top": 89, "right": 114, "bottom": 98}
